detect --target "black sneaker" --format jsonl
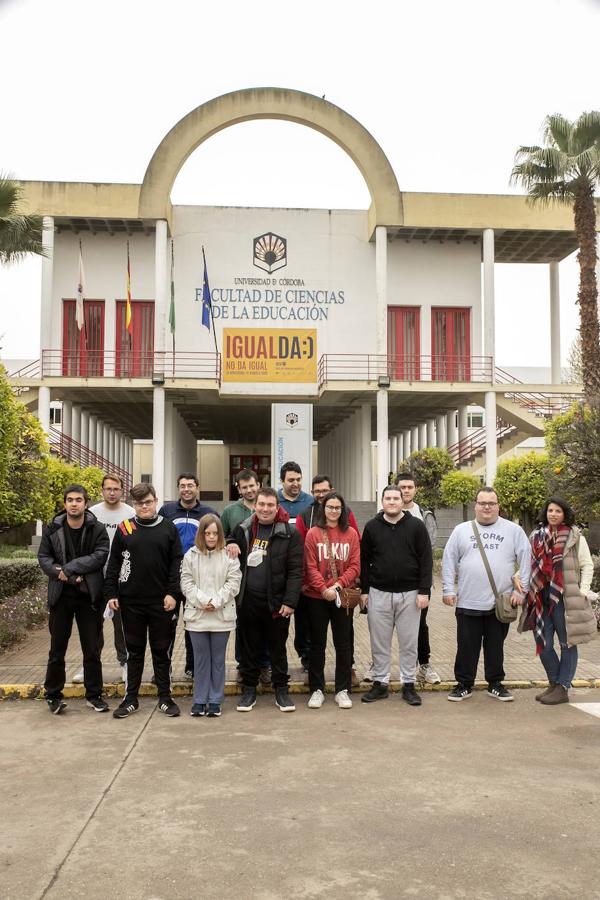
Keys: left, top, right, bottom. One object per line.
{"left": 190, "top": 703, "right": 207, "bottom": 717}
{"left": 113, "top": 697, "right": 139, "bottom": 718}
{"left": 207, "top": 703, "right": 222, "bottom": 717}
{"left": 361, "top": 681, "right": 389, "bottom": 703}
{"left": 86, "top": 697, "right": 109, "bottom": 713}
{"left": 236, "top": 688, "right": 257, "bottom": 712}
{"left": 47, "top": 698, "right": 67, "bottom": 715}
{"left": 158, "top": 697, "right": 181, "bottom": 717}
{"left": 487, "top": 683, "right": 514, "bottom": 702}
{"left": 447, "top": 684, "right": 473, "bottom": 702}
{"left": 275, "top": 689, "right": 296, "bottom": 712}
{"left": 402, "top": 683, "right": 422, "bottom": 706}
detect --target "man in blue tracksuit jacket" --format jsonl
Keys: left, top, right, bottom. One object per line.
{"left": 159, "top": 472, "right": 218, "bottom": 677}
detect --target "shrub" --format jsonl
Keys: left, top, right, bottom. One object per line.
{"left": 493, "top": 452, "right": 549, "bottom": 531}
{"left": 440, "top": 471, "right": 480, "bottom": 521}
{"left": 396, "top": 447, "right": 455, "bottom": 510}
{"left": 0, "top": 559, "right": 44, "bottom": 599}
{"left": 0, "top": 589, "right": 47, "bottom": 652}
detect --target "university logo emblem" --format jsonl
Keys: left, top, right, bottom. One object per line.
{"left": 253, "top": 232, "right": 287, "bottom": 273}
{"left": 285, "top": 412, "right": 299, "bottom": 427}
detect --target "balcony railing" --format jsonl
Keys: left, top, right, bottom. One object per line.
{"left": 447, "top": 419, "right": 516, "bottom": 466}
{"left": 38, "top": 350, "right": 222, "bottom": 382}
{"left": 318, "top": 355, "right": 493, "bottom": 387}
{"left": 48, "top": 428, "right": 132, "bottom": 493}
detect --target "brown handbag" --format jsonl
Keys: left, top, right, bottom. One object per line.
{"left": 321, "top": 529, "right": 361, "bottom": 613}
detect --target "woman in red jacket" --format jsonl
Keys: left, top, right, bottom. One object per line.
{"left": 303, "top": 491, "right": 361, "bottom": 709}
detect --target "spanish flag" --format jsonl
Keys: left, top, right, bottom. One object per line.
{"left": 126, "top": 242, "right": 133, "bottom": 339}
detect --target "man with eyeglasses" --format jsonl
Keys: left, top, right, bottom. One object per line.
{"left": 105, "top": 483, "right": 183, "bottom": 718}
{"left": 87, "top": 474, "right": 135, "bottom": 685}
{"left": 442, "top": 486, "right": 531, "bottom": 702}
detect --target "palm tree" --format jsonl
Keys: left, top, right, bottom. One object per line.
{"left": 0, "top": 175, "right": 45, "bottom": 265}
{"left": 511, "top": 112, "right": 600, "bottom": 398}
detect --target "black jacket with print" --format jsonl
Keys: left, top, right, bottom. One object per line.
{"left": 104, "top": 516, "right": 183, "bottom": 604}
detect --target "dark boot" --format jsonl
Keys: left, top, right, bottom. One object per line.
{"left": 539, "top": 684, "right": 569, "bottom": 705}
{"left": 402, "top": 683, "right": 422, "bottom": 706}
{"left": 361, "top": 681, "right": 389, "bottom": 703}
{"left": 535, "top": 683, "right": 556, "bottom": 701}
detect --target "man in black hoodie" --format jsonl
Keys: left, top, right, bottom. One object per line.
{"left": 360, "top": 485, "right": 432, "bottom": 706}
{"left": 38, "top": 484, "right": 110, "bottom": 714}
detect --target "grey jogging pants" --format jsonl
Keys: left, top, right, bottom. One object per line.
{"left": 367, "top": 588, "right": 421, "bottom": 684}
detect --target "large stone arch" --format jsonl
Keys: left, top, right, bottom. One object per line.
{"left": 138, "top": 88, "right": 403, "bottom": 236}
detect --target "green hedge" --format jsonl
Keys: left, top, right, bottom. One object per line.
{"left": 0, "top": 559, "right": 44, "bottom": 599}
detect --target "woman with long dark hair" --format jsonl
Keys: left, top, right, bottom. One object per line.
{"left": 303, "top": 491, "right": 360, "bottom": 709}
{"left": 519, "top": 497, "right": 596, "bottom": 705}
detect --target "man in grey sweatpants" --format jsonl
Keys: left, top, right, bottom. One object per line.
{"left": 360, "top": 485, "right": 433, "bottom": 706}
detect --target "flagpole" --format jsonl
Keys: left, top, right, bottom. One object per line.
{"left": 78, "top": 240, "right": 88, "bottom": 352}
{"left": 202, "top": 245, "right": 219, "bottom": 357}
{"left": 170, "top": 239, "right": 176, "bottom": 378}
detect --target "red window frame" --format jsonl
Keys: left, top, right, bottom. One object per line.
{"left": 431, "top": 307, "right": 471, "bottom": 381}
{"left": 62, "top": 300, "right": 105, "bottom": 376}
{"left": 115, "top": 300, "right": 155, "bottom": 377}
{"left": 387, "top": 306, "right": 421, "bottom": 380}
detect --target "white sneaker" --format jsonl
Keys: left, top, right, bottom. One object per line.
{"left": 72, "top": 670, "right": 84, "bottom": 684}
{"left": 335, "top": 690, "right": 353, "bottom": 709}
{"left": 308, "top": 689, "right": 325, "bottom": 709}
{"left": 418, "top": 663, "right": 441, "bottom": 685}
{"left": 120, "top": 664, "right": 127, "bottom": 684}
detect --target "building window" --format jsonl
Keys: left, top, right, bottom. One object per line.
{"left": 140, "top": 473, "right": 152, "bottom": 483}
{"left": 115, "top": 301, "right": 155, "bottom": 377}
{"left": 468, "top": 412, "right": 484, "bottom": 428}
{"left": 49, "top": 407, "right": 62, "bottom": 425}
{"left": 62, "top": 300, "right": 105, "bottom": 376}
{"left": 387, "top": 306, "right": 421, "bottom": 380}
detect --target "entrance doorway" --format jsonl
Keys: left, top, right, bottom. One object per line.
{"left": 229, "top": 454, "right": 271, "bottom": 500}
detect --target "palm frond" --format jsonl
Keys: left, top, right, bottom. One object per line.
{"left": 543, "top": 114, "right": 574, "bottom": 154}
{"left": 0, "top": 214, "right": 45, "bottom": 264}
{"left": 0, "top": 175, "right": 21, "bottom": 219}
{"left": 573, "top": 111, "right": 600, "bottom": 151}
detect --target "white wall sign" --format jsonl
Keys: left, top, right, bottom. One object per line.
{"left": 271, "top": 403, "right": 313, "bottom": 490}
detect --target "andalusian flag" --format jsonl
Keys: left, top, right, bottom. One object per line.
{"left": 126, "top": 242, "right": 133, "bottom": 338}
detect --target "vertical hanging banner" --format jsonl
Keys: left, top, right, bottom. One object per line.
{"left": 271, "top": 404, "right": 313, "bottom": 490}
{"left": 222, "top": 328, "right": 316, "bottom": 383}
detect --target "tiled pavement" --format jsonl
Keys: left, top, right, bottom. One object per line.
{"left": 2, "top": 586, "right": 600, "bottom": 690}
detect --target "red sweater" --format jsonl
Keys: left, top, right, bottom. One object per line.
{"left": 303, "top": 525, "right": 361, "bottom": 599}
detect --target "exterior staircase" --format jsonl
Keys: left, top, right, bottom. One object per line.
{"left": 48, "top": 427, "right": 131, "bottom": 494}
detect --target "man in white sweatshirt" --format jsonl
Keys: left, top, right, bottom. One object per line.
{"left": 442, "top": 486, "right": 531, "bottom": 702}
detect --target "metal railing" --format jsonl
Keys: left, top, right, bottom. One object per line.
{"left": 447, "top": 419, "right": 517, "bottom": 466}
{"left": 49, "top": 427, "right": 132, "bottom": 493}
{"left": 37, "top": 350, "right": 222, "bottom": 382}
{"left": 318, "top": 354, "right": 493, "bottom": 387}
{"left": 494, "top": 367, "right": 581, "bottom": 417}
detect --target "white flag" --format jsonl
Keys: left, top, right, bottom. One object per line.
{"left": 76, "top": 245, "right": 85, "bottom": 331}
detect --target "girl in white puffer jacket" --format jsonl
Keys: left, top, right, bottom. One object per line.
{"left": 180, "top": 514, "right": 241, "bottom": 717}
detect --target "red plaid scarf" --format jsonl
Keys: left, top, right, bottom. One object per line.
{"left": 526, "top": 524, "right": 569, "bottom": 654}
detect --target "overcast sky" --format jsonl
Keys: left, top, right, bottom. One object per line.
{"left": 1, "top": 0, "right": 598, "bottom": 366}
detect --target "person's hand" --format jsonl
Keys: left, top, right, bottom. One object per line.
{"left": 57, "top": 568, "right": 68, "bottom": 582}
{"left": 226, "top": 543, "right": 241, "bottom": 559}
{"left": 164, "top": 594, "right": 176, "bottom": 611}
{"left": 359, "top": 593, "right": 369, "bottom": 611}
{"left": 108, "top": 598, "right": 119, "bottom": 611}
{"left": 512, "top": 574, "right": 524, "bottom": 594}
{"left": 279, "top": 604, "right": 294, "bottom": 618}
{"left": 443, "top": 594, "right": 457, "bottom": 606}
{"left": 416, "top": 594, "right": 429, "bottom": 609}
{"left": 511, "top": 590, "right": 524, "bottom": 607}
{"left": 322, "top": 587, "right": 337, "bottom": 602}
{"left": 205, "top": 601, "right": 216, "bottom": 611}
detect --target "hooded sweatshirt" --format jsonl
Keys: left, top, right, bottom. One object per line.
{"left": 360, "top": 511, "right": 432, "bottom": 595}
{"left": 303, "top": 525, "right": 361, "bottom": 599}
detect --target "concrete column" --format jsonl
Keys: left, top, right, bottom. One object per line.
{"left": 80, "top": 411, "right": 89, "bottom": 466}
{"left": 549, "top": 262, "right": 561, "bottom": 384}
{"left": 128, "top": 440, "right": 134, "bottom": 479}
{"left": 154, "top": 220, "right": 169, "bottom": 359}
{"left": 88, "top": 416, "right": 97, "bottom": 464}
{"left": 40, "top": 217, "right": 54, "bottom": 369}
{"left": 375, "top": 226, "right": 388, "bottom": 357}
{"left": 447, "top": 410, "right": 458, "bottom": 448}
{"left": 153, "top": 386, "right": 166, "bottom": 503}
{"left": 418, "top": 422, "right": 427, "bottom": 450}
{"left": 360, "top": 404, "right": 371, "bottom": 500}
{"left": 485, "top": 391, "right": 497, "bottom": 484}
{"left": 426, "top": 418, "right": 435, "bottom": 448}
{"left": 96, "top": 419, "right": 104, "bottom": 460}
{"left": 435, "top": 414, "right": 446, "bottom": 449}
{"left": 103, "top": 424, "right": 110, "bottom": 462}
{"left": 390, "top": 435, "right": 398, "bottom": 473}
{"left": 458, "top": 405, "right": 469, "bottom": 444}
{"left": 403, "top": 429, "right": 411, "bottom": 459}
{"left": 108, "top": 429, "right": 115, "bottom": 466}
{"left": 38, "top": 386, "right": 51, "bottom": 434}
{"left": 376, "top": 388, "right": 389, "bottom": 498}
{"left": 71, "top": 405, "right": 81, "bottom": 445}
{"left": 411, "top": 425, "right": 419, "bottom": 454}
{"left": 62, "top": 401, "right": 72, "bottom": 438}
{"left": 483, "top": 228, "right": 495, "bottom": 379}
{"left": 396, "top": 432, "right": 404, "bottom": 466}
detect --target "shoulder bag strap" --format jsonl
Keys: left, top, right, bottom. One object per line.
{"left": 321, "top": 528, "right": 338, "bottom": 582}
{"left": 471, "top": 520, "right": 500, "bottom": 600}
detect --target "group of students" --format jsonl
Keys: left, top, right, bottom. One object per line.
{"left": 38, "top": 463, "right": 597, "bottom": 719}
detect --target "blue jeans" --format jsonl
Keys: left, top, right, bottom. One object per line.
{"left": 188, "top": 631, "right": 230, "bottom": 704}
{"left": 539, "top": 601, "right": 578, "bottom": 689}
